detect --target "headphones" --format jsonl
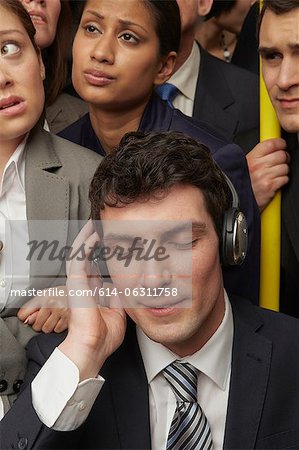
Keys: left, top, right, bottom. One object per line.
{"left": 221, "top": 174, "right": 248, "bottom": 266}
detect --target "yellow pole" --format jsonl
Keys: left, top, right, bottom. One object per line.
{"left": 259, "top": 53, "right": 281, "bottom": 311}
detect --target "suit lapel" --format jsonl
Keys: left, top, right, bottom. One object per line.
{"left": 24, "top": 125, "right": 70, "bottom": 288}
{"left": 103, "top": 322, "right": 151, "bottom": 449}
{"left": 194, "top": 47, "right": 238, "bottom": 141}
{"left": 224, "top": 299, "right": 272, "bottom": 449}
{"left": 282, "top": 134, "right": 299, "bottom": 262}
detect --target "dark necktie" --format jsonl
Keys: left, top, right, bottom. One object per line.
{"left": 163, "top": 361, "right": 213, "bottom": 450}
{"left": 156, "top": 83, "right": 179, "bottom": 108}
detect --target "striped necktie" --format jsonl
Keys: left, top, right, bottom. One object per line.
{"left": 156, "top": 83, "right": 179, "bottom": 108}
{"left": 163, "top": 361, "right": 213, "bottom": 450}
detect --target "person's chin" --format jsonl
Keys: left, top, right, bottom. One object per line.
{"left": 279, "top": 116, "right": 299, "bottom": 133}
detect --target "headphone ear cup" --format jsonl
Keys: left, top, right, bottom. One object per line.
{"left": 221, "top": 208, "right": 248, "bottom": 266}
{"left": 221, "top": 208, "right": 236, "bottom": 266}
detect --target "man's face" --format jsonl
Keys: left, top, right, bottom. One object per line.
{"left": 259, "top": 8, "right": 299, "bottom": 133}
{"left": 101, "top": 184, "right": 225, "bottom": 357}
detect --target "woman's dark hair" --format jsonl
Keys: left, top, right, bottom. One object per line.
{"left": 205, "top": 0, "right": 237, "bottom": 21}
{"left": 77, "top": 0, "right": 181, "bottom": 56}
{"left": 258, "top": 0, "right": 299, "bottom": 36}
{"left": 0, "top": 0, "right": 39, "bottom": 52}
{"left": 143, "top": 0, "right": 181, "bottom": 55}
{"left": 42, "top": 1, "right": 72, "bottom": 105}
{"left": 89, "top": 131, "right": 231, "bottom": 243}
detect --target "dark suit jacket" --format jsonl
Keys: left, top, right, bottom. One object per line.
{"left": 59, "top": 94, "right": 260, "bottom": 305}
{"left": 281, "top": 133, "right": 299, "bottom": 317}
{"left": 194, "top": 47, "right": 260, "bottom": 153}
{"left": 1, "top": 297, "right": 298, "bottom": 449}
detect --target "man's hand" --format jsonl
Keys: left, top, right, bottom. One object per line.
{"left": 246, "top": 138, "right": 290, "bottom": 212}
{"left": 59, "top": 220, "right": 127, "bottom": 381}
{"left": 17, "top": 287, "right": 69, "bottom": 333}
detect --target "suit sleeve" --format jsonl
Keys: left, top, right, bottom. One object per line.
{"left": 215, "top": 142, "right": 260, "bottom": 304}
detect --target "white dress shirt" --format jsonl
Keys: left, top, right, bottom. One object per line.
{"left": 0, "top": 136, "right": 30, "bottom": 420}
{"left": 169, "top": 42, "right": 200, "bottom": 117}
{"left": 0, "top": 136, "right": 30, "bottom": 312}
{"left": 32, "top": 291, "right": 233, "bottom": 450}
{"left": 138, "top": 292, "right": 233, "bottom": 450}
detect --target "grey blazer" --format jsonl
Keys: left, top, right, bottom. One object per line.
{"left": 46, "top": 93, "right": 88, "bottom": 134}
{"left": 0, "top": 124, "right": 101, "bottom": 407}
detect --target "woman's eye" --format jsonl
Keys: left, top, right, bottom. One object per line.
{"left": 1, "top": 42, "right": 20, "bottom": 56}
{"left": 83, "top": 24, "right": 100, "bottom": 34}
{"left": 120, "top": 33, "right": 139, "bottom": 43}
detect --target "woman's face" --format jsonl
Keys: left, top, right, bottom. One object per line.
{"left": 0, "top": 5, "right": 45, "bottom": 147}
{"left": 72, "top": 0, "right": 175, "bottom": 112}
{"left": 21, "top": 0, "right": 61, "bottom": 49}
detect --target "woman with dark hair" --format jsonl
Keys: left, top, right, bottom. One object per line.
{"left": 60, "top": 0, "right": 261, "bottom": 306}
{"left": 0, "top": 0, "right": 100, "bottom": 415}
{"left": 19, "top": 0, "right": 88, "bottom": 132}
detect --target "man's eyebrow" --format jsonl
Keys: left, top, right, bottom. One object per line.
{"left": 192, "top": 222, "right": 207, "bottom": 234}
{"left": 103, "top": 233, "right": 136, "bottom": 242}
{"left": 103, "top": 222, "right": 206, "bottom": 243}
{"left": 259, "top": 43, "right": 299, "bottom": 53}
{"left": 161, "top": 222, "right": 206, "bottom": 242}
{"left": 83, "top": 10, "right": 147, "bottom": 33}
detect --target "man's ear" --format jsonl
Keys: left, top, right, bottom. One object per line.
{"left": 197, "top": 0, "right": 213, "bottom": 17}
{"left": 154, "top": 52, "right": 177, "bottom": 86}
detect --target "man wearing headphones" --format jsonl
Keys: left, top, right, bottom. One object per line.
{"left": 2, "top": 132, "right": 299, "bottom": 449}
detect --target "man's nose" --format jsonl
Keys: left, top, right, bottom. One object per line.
{"left": 277, "top": 57, "right": 299, "bottom": 91}
{"left": 140, "top": 257, "right": 172, "bottom": 289}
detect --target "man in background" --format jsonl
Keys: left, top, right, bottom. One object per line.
{"left": 257, "top": 0, "right": 299, "bottom": 317}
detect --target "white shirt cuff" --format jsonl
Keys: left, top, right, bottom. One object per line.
{"left": 32, "top": 347, "right": 104, "bottom": 431}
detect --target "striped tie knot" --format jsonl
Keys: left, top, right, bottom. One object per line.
{"left": 163, "top": 361, "right": 198, "bottom": 404}
{"left": 164, "top": 361, "right": 214, "bottom": 449}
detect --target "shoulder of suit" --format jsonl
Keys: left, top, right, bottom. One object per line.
{"left": 48, "top": 131, "right": 102, "bottom": 165}
{"left": 230, "top": 294, "right": 299, "bottom": 340}
{"left": 200, "top": 46, "right": 258, "bottom": 82}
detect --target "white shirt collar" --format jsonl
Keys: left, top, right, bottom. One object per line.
{"left": 169, "top": 42, "right": 200, "bottom": 101}
{"left": 0, "top": 135, "right": 28, "bottom": 196}
{"left": 137, "top": 291, "right": 233, "bottom": 391}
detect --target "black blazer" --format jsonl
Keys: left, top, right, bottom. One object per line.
{"left": 1, "top": 297, "right": 299, "bottom": 449}
{"left": 281, "top": 133, "right": 299, "bottom": 317}
{"left": 194, "top": 47, "right": 260, "bottom": 153}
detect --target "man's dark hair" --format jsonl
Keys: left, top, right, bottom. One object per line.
{"left": 258, "top": 0, "right": 299, "bottom": 36}
{"left": 89, "top": 132, "right": 231, "bottom": 243}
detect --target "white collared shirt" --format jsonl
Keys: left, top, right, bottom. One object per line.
{"left": 138, "top": 292, "right": 233, "bottom": 449}
{"left": 0, "top": 137, "right": 30, "bottom": 312}
{"left": 169, "top": 42, "right": 201, "bottom": 117}
{"left": 31, "top": 291, "right": 233, "bottom": 450}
